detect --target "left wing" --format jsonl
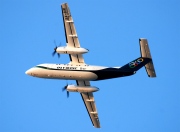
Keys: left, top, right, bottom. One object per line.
{"left": 61, "top": 3, "right": 84, "bottom": 64}
{"left": 77, "top": 81, "right": 101, "bottom": 128}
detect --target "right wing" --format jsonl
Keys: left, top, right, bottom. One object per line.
{"left": 77, "top": 81, "right": 101, "bottom": 128}
{"left": 61, "top": 3, "right": 85, "bottom": 64}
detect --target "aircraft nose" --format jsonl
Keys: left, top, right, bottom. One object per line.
{"left": 25, "top": 69, "right": 30, "bottom": 75}
{"left": 25, "top": 68, "right": 33, "bottom": 76}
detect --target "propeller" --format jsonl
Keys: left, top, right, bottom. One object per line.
{"left": 52, "top": 40, "right": 60, "bottom": 58}
{"left": 62, "top": 84, "right": 69, "bottom": 98}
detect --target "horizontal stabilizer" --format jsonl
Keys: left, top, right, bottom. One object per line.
{"left": 139, "top": 38, "right": 156, "bottom": 77}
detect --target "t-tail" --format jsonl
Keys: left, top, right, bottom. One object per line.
{"left": 120, "top": 38, "right": 156, "bottom": 77}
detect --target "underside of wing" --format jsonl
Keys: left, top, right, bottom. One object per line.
{"left": 76, "top": 81, "right": 100, "bottom": 128}
{"left": 61, "top": 4, "right": 100, "bottom": 127}
{"left": 61, "top": 3, "right": 85, "bottom": 64}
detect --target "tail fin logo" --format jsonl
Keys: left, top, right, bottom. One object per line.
{"left": 129, "top": 58, "right": 144, "bottom": 68}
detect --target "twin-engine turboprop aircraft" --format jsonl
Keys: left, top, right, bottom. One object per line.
{"left": 25, "top": 3, "right": 156, "bottom": 128}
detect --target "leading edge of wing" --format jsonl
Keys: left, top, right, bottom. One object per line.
{"left": 61, "top": 3, "right": 69, "bottom": 44}
{"left": 76, "top": 81, "right": 100, "bottom": 128}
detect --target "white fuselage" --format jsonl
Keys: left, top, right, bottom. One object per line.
{"left": 25, "top": 63, "right": 112, "bottom": 81}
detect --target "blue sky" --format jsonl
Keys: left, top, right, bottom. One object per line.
{"left": 1, "top": 0, "right": 180, "bottom": 132}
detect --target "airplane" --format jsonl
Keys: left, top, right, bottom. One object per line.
{"left": 25, "top": 3, "right": 156, "bottom": 128}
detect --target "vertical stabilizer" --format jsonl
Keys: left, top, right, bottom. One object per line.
{"left": 139, "top": 38, "right": 156, "bottom": 77}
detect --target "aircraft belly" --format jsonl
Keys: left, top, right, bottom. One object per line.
{"left": 36, "top": 69, "right": 98, "bottom": 81}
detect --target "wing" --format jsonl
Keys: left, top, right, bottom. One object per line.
{"left": 76, "top": 81, "right": 100, "bottom": 128}
{"left": 61, "top": 3, "right": 100, "bottom": 128}
{"left": 61, "top": 3, "right": 85, "bottom": 64}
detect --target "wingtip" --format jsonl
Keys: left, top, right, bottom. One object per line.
{"left": 139, "top": 38, "right": 147, "bottom": 41}
{"left": 61, "top": 3, "right": 68, "bottom": 6}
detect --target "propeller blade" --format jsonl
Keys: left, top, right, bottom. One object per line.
{"left": 52, "top": 40, "right": 62, "bottom": 58}
{"left": 62, "top": 87, "right": 66, "bottom": 92}
{"left": 62, "top": 84, "right": 69, "bottom": 98}
{"left": 52, "top": 46, "right": 58, "bottom": 57}
{"left": 67, "top": 91, "right": 69, "bottom": 98}
{"left": 57, "top": 53, "right": 60, "bottom": 58}
{"left": 62, "top": 84, "right": 68, "bottom": 92}
{"left": 54, "top": 40, "right": 57, "bottom": 46}
{"left": 52, "top": 50, "right": 56, "bottom": 56}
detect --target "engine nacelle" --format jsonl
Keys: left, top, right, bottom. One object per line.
{"left": 56, "top": 46, "right": 89, "bottom": 54}
{"left": 67, "top": 85, "right": 99, "bottom": 93}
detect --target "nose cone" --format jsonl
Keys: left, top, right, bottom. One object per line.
{"left": 25, "top": 69, "right": 31, "bottom": 75}
{"left": 25, "top": 68, "right": 34, "bottom": 76}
